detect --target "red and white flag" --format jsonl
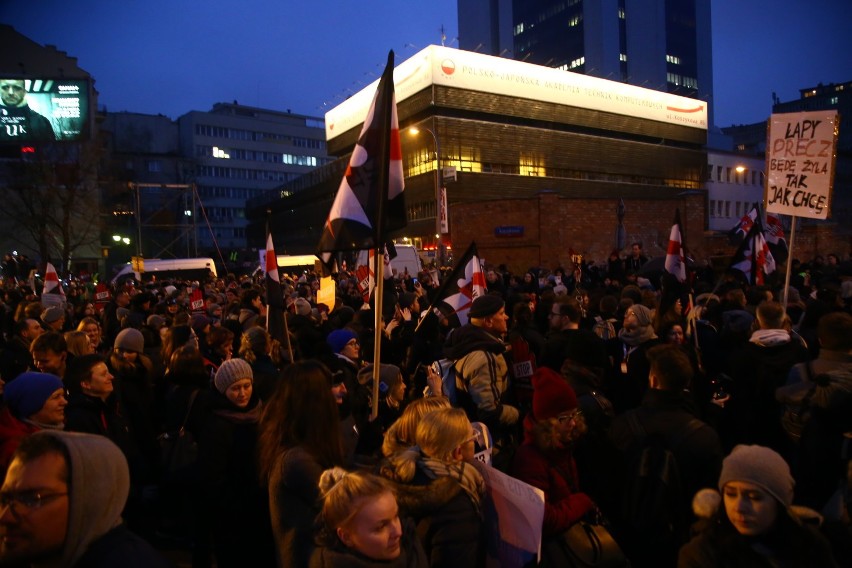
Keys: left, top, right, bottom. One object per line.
{"left": 42, "top": 262, "right": 66, "bottom": 298}
{"left": 730, "top": 217, "right": 776, "bottom": 285}
{"left": 423, "top": 242, "right": 486, "bottom": 328}
{"left": 664, "top": 209, "right": 686, "bottom": 282}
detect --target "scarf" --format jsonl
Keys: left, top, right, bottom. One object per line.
{"left": 418, "top": 456, "right": 485, "bottom": 516}
{"left": 618, "top": 324, "right": 657, "bottom": 347}
{"left": 214, "top": 399, "right": 263, "bottom": 424}
{"left": 23, "top": 418, "right": 64, "bottom": 430}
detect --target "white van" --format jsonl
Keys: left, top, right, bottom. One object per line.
{"left": 111, "top": 258, "right": 217, "bottom": 284}
{"left": 356, "top": 244, "right": 422, "bottom": 278}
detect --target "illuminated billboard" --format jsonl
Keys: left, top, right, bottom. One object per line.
{"left": 0, "top": 78, "right": 90, "bottom": 143}
{"left": 325, "top": 45, "right": 708, "bottom": 141}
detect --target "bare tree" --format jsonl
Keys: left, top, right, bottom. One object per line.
{"left": 0, "top": 142, "right": 102, "bottom": 274}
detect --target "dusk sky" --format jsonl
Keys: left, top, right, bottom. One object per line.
{"left": 2, "top": 0, "right": 849, "bottom": 129}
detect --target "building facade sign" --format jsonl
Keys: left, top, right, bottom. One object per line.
{"left": 326, "top": 45, "right": 708, "bottom": 140}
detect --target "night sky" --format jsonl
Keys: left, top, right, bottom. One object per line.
{"left": 2, "top": 0, "right": 850, "bottom": 128}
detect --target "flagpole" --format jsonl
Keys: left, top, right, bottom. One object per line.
{"left": 371, "top": 247, "right": 384, "bottom": 421}
{"left": 781, "top": 215, "right": 797, "bottom": 311}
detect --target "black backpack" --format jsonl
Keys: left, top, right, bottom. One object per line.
{"left": 622, "top": 412, "right": 704, "bottom": 545}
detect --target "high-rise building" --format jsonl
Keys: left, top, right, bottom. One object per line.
{"left": 458, "top": 0, "right": 715, "bottom": 124}
{"left": 177, "top": 103, "right": 330, "bottom": 252}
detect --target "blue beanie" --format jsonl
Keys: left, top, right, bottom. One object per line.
{"left": 327, "top": 328, "right": 358, "bottom": 354}
{"left": 5, "top": 372, "right": 64, "bottom": 420}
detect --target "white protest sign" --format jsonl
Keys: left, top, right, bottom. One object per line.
{"left": 765, "top": 110, "right": 839, "bottom": 220}
{"left": 479, "top": 464, "right": 545, "bottom": 568}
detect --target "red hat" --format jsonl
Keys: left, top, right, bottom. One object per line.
{"left": 532, "top": 367, "right": 578, "bottom": 421}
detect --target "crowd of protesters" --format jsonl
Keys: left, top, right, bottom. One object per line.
{"left": 0, "top": 244, "right": 849, "bottom": 567}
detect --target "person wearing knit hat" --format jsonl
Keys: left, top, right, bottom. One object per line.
{"left": 198, "top": 359, "right": 273, "bottom": 565}
{"left": 510, "top": 367, "right": 596, "bottom": 538}
{"left": 467, "top": 294, "right": 505, "bottom": 319}
{"left": 443, "top": 291, "right": 517, "bottom": 458}
{"left": 146, "top": 313, "right": 166, "bottom": 331}
{"left": 0, "top": 372, "right": 66, "bottom": 475}
{"left": 293, "top": 297, "right": 312, "bottom": 317}
{"left": 610, "top": 301, "right": 661, "bottom": 411}
{"left": 358, "top": 363, "right": 406, "bottom": 436}
{"left": 214, "top": 358, "right": 254, "bottom": 401}
{"left": 114, "top": 327, "right": 144, "bottom": 355}
{"left": 327, "top": 328, "right": 359, "bottom": 358}
{"left": 41, "top": 305, "right": 66, "bottom": 331}
{"left": 679, "top": 445, "right": 839, "bottom": 567}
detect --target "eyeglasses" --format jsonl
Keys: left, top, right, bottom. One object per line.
{"left": 0, "top": 490, "right": 67, "bottom": 517}
{"left": 556, "top": 410, "right": 582, "bottom": 424}
{"left": 346, "top": 339, "right": 359, "bottom": 347}
{"left": 463, "top": 430, "right": 482, "bottom": 445}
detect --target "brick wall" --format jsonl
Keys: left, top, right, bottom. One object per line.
{"left": 450, "top": 192, "right": 849, "bottom": 274}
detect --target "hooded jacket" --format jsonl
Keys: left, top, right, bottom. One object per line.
{"left": 31, "top": 430, "right": 170, "bottom": 567}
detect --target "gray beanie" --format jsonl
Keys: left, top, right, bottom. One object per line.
{"left": 630, "top": 304, "right": 654, "bottom": 327}
{"left": 294, "top": 297, "right": 312, "bottom": 317}
{"left": 114, "top": 328, "right": 144, "bottom": 353}
{"left": 718, "top": 444, "right": 794, "bottom": 508}
{"left": 41, "top": 305, "right": 65, "bottom": 324}
{"left": 214, "top": 358, "right": 253, "bottom": 393}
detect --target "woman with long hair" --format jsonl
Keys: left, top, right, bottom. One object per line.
{"left": 76, "top": 316, "right": 105, "bottom": 354}
{"left": 257, "top": 360, "right": 344, "bottom": 568}
{"left": 678, "top": 445, "right": 839, "bottom": 568}
{"left": 381, "top": 396, "right": 451, "bottom": 458}
{"left": 379, "top": 407, "right": 485, "bottom": 568}
{"left": 311, "top": 468, "right": 427, "bottom": 567}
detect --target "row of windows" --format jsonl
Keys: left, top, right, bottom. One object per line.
{"left": 197, "top": 165, "right": 299, "bottom": 182}
{"left": 204, "top": 206, "right": 246, "bottom": 220}
{"left": 710, "top": 200, "right": 756, "bottom": 219}
{"left": 707, "top": 164, "right": 764, "bottom": 186}
{"left": 196, "top": 145, "right": 325, "bottom": 167}
{"left": 404, "top": 148, "right": 700, "bottom": 189}
{"left": 667, "top": 72, "right": 698, "bottom": 89}
{"left": 195, "top": 124, "right": 325, "bottom": 148}
{"left": 197, "top": 185, "right": 268, "bottom": 200}
{"left": 666, "top": 54, "right": 681, "bottom": 64}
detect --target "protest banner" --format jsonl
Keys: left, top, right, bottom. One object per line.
{"left": 765, "top": 110, "right": 839, "bottom": 220}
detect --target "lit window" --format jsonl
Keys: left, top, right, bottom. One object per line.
{"left": 569, "top": 56, "right": 585, "bottom": 69}
{"left": 666, "top": 54, "right": 681, "bottom": 64}
{"left": 213, "top": 147, "right": 230, "bottom": 159}
{"left": 619, "top": 53, "right": 627, "bottom": 62}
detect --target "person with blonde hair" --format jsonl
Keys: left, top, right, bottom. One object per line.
{"left": 381, "top": 396, "right": 451, "bottom": 457}
{"left": 63, "top": 330, "right": 93, "bottom": 357}
{"left": 76, "top": 316, "right": 104, "bottom": 354}
{"left": 311, "top": 467, "right": 427, "bottom": 567}
{"left": 380, "top": 407, "right": 485, "bottom": 567}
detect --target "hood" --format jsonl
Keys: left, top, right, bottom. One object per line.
{"left": 443, "top": 324, "right": 505, "bottom": 360}
{"left": 34, "top": 430, "right": 129, "bottom": 568}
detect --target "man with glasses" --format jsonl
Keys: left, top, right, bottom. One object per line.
{"left": 542, "top": 297, "right": 608, "bottom": 376}
{"left": 0, "top": 431, "right": 169, "bottom": 567}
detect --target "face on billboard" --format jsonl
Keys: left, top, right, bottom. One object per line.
{"left": 0, "top": 80, "right": 26, "bottom": 106}
{"left": 0, "top": 78, "right": 89, "bottom": 143}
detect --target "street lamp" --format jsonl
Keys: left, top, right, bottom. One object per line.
{"left": 409, "top": 124, "right": 445, "bottom": 266}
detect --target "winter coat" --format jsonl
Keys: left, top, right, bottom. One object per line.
{"left": 678, "top": 515, "right": 838, "bottom": 568}
{"left": 443, "top": 324, "right": 510, "bottom": 432}
{"left": 70, "top": 524, "right": 172, "bottom": 568}
{"left": 510, "top": 415, "right": 596, "bottom": 537}
{"left": 379, "top": 457, "right": 485, "bottom": 568}
{"left": 196, "top": 391, "right": 274, "bottom": 567}
{"left": 0, "top": 407, "right": 38, "bottom": 476}
{"left": 309, "top": 517, "right": 428, "bottom": 568}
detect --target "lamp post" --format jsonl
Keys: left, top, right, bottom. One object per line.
{"left": 409, "top": 124, "right": 444, "bottom": 266}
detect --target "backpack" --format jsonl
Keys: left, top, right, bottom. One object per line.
{"left": 430, "top": 358, "right": 460, "bottom": 405}
{"left": 622, "top": 412, "right": 704, "bottom": 546}
{"left": 593, "top": 316, "right": 618, "bottom": 341}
